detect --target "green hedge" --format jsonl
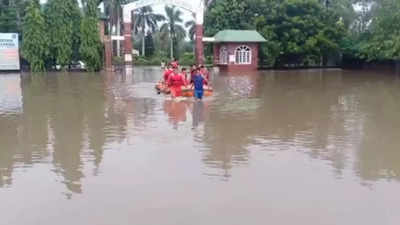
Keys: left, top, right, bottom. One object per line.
{"left": 132, "top": 54, "right": 214, "bottom": 67}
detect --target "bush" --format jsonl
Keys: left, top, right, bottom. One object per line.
{"left": 205, "top": 56, "right": 213, "bottom": 66}
{"left": 133, "top": 55, "right": 171, "bottom": 66}
{"left": 134, "top": 56, "right": 150, "bottom": 65}
{"left": 112, "top": 56, "right": 124, "bottom": 65}
{"left": 180, "top": 52, "right": 195, "bottom": 66}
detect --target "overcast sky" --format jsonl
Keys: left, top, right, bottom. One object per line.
{"left": 39, "top": 0, "right": 195, "bottom": 25}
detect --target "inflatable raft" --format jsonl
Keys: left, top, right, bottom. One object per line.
{"left": 155, "top": 81, "right": 170, "bottom": 94}
{"left": 155, "top": 81, "right": 213, "bottom": 97}
{"left": 181, "top": 86, "right": 213, "bottom": 97}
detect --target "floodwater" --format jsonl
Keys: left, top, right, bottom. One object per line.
{"left": 1, "top": 67, "right": 400, "bottom": 225}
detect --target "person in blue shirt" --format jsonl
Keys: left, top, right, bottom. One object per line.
{"left": 191, "top": 68, "right": 207, "bottom": 100}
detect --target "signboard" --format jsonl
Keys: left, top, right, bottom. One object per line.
{"left": 229, "top": 54, "right": 236, "bottom": 64}
{"left": 0, "top": 33, "right": 20, "bottom": 71}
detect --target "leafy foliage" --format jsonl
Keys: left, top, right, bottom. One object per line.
{"left": 133, "top": 6, "right": 164, "bottom": 56}
{"left": 185, "top": 20, "right": 195, "bottom": 41}
{"left": 145, "top": 32, "right": 155, "bottom": 57}
{"left": 160, "top": 6, "right": 186, "bottom": 59}
{"left": 79, "top": 0, "right": 103, "bottom": 71}
{"left": 21, "top": 0, "right": 48, "bottom": 72}
{"left": 45, "top": 0, "right": 81, "bottom": 68}
{"left": 0, "top": 0, "right": 28, "bottom": 33}
{"left": 206, "top": 0, "right": 345, "bottom": 66}
{"left": 359, "top": 0, "right": 400, "bottom": 60}
{"left": 0, "top": 0, "right": 18, "bottom": 32}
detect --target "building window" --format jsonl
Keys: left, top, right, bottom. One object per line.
{"left": 235, "top": 45, "right": 251, "bottom": 64}
{"left": 219, "top": 46, "right": 228, "bottom": 64}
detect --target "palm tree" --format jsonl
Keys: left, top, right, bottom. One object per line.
{"left": 185, "top": 19, "right": 196, "bottom": 41}
{"left": 101, "top": 0, "right": 131, "bottom": 56}
{"left": 133, "top": 6, "right": 165, "bottom": 56}
{"left": 160, "top": 6, "right": 186, "bottom": 59}
{"left": 185, "top": 18, "right": 196, "bottom": 54}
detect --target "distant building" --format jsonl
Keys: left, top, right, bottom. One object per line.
{"left": 204, "top": 30, "right": 267, "bottom": 71}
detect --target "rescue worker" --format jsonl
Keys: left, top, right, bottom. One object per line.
{"left": 168, "top": 66, "right": 186, "bottom": 98}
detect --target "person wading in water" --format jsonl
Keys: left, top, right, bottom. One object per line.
{"left": 191, "top": 68, "right": 208, "bottom": 101}
{"left": 168, "top": 66, "right": 186, "bottom": 98}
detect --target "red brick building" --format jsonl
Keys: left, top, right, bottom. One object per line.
{"left": 205, "top": 30, "right": 267, "bottom": 71}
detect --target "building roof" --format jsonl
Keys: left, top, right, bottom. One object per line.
{"left": 212, "top": 30, "right": 267, "bottom": 43}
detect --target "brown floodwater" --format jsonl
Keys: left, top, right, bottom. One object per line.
{"left": 1, "top": 67, "right": 400, "bottom": 225}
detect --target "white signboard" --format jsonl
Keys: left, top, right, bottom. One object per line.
{"left": 229, "top": 54, "right": 236, "bottom": 64}
{"left": 0, "top": 33, "right": 20, "bottom": 71}
{"left": 125, "top": 54, "right": 132, "bottom": 62}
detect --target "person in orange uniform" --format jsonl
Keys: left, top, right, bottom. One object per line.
{"left": 190, "top": 64, "right": 197, "bottom": 84}
{"left": 171, "top": 58, "right": 179, "bottom": 69}
{"left": 181, "top": 67, "right": 188, "bottom": 82}
{"left": 168, "top": 67, "right": 186, "bottom": 98}
{"left": 200, "top": 65, "right": 210, "bottom": 80}
{"left": 163, "top": 64, "right": 173, "bottom": 83}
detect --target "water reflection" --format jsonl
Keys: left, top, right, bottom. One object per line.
{"left": 163, "top": 99, "right": 188, "bottom": 129}
{"left": 191, "top": 101, "right": 206, "bottom": 129}
{"left": 1, "top": 68, "right": 400, "bottom": 197}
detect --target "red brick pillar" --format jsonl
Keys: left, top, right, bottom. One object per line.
{"left": 99, "top": 21, "right": 105, "bottom": 41}
{"left": 213, "top": 44, "right": 218, "bottom": 66}
{"left": 99, "top": 20, "right": 112, "bottom": 70}
{"left": 104, "top": 37, "right": 112, "bottom": 70}
{"left": 195, "top": 24, "right": 204, "bottom": 65}
{"left": 123, "top": 22, "right": 133, "bottom": 65}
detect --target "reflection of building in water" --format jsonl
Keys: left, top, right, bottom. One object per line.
{"left": 218, "top": 71, "right": 262, "bottom": 98}
{"left": 104, "top": 71, "right": 158, "bottom": 141}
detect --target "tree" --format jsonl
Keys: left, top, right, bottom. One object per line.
{"left": 80, "top": 0, "right": 103, "bottom": 71}
{"left": 144, "top": 31, "right": 155, "bottom": 57}
{"left": 185, "top": 19, "right": 196, "bottom": 41}
{"left": 102, "top": 0, "right": 131, "bottom": 56}
{"left": 21, "top": 0, "right": 48, "bottom": 72}
{"left": 160, "top": 6, "right": 186, "bottom": 59}
{"left": 133, "top": 6, "right": 165, "bottom": 56}
{"left": 204, "top": 0, "right": 253, "bottom": 36}
{"left": 360, "top": 0, "right": 400, "bottom": 60}
{"left": 259, "top": 0, "right": 344, "bottom": 66}
{"left": 0, "top": 0, "right": 18, "bottom": 32}
{"left": 45, "top": 0, "right": 81, "bottom": 68}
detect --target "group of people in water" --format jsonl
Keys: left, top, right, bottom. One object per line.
{"left": 161, "top": 59, "right": 210, "bottom": 100}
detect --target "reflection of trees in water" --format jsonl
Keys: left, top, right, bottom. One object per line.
{"left": 354, "top": 80, "right": 400, "bottom": 182}
{"left": 0, "top": 71, "right": 158, "bottom": 194}
{"left": 199, "top": 72, "right": 263, "bottom": 177}
{"left": 104, "top": 71, "right": 157, "bottom": 140}
{"left": 201, "top": 70, "right": 397, "bottom": 181}
{"left": 0, "top": 75, "right": 53, "bottom": 188}
{"left": 0, "top": 118, "right": 18, "bottom": 187}
{"left": 0, "top": 73, "right": 111, "bottom": 195}
{"left": 51, "top": 75, "right": 86, "bottom": 194}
